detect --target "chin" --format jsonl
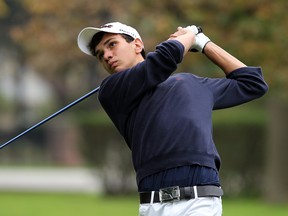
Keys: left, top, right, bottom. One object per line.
{"left": 113, "top": 68, "right": 123, "bottom": 73}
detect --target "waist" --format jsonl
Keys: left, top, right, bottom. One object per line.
{"left": 136, "top": 153, "right": 220, "bottom": 186}
{"left": 138, "top": 165, "right": 220, "bottom": 191}
{"left": 139, "top": 185, "right": 223, "bottom": 204}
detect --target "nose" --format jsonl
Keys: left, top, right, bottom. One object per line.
{"left": 103, "top": 49, "right": 113, "bottom": 61}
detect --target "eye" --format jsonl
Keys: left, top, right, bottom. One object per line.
{"left": 109, "top": 41, "right": 117, "bottom": 48}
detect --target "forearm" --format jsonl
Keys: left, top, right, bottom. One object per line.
{"left": 203, "top": 42, "right": 246, "bottom": 75}
{"left": 168, "top": 27, "right": 195, "bottom": 56}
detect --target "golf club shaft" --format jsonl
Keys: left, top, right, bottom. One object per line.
{"left": 0, "top": 86, "right": 100, "bottom": 150}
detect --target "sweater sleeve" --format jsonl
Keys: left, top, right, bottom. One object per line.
{"left": 207, "top": 66, "right": 269, "bottom": 109}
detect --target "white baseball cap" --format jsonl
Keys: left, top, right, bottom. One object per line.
{"left": 77, "top": 22, "right": 143, "bottom": 56}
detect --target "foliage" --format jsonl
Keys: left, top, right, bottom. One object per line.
{"left": 2, "top": 0, "right": 285, "bottom": 107}
{"left": 0, "top": 0, "right": 8, "bottom": 17}
{"left": 3, "top": 0, "right": 288, "bottom": 92}
{"left": 2, "top": 0, "right": 287, "bottom": 99}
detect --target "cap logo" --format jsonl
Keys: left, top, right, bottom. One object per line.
{"left": 99, "top": 24, "right": 137, "bottom": 39}
{"left": 119, "top": 29, "right": 136, "bottom": 38}
{"left": 100, "top": 24, "right": 113, "bottom": 28}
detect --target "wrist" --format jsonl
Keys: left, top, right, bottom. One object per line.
{"left": 190, "top": 33, "right": 211, "bottom": 53}
{"left": 202, "top": 41, "right": 212, "bottom": 54}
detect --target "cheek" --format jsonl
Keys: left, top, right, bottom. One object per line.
{"left": 101, "top": 62, "right": 112, "bottom": 73}
{"left": 119, "top": 49, "right": 135, "bottom": 62}
{"left": 124, "top": 55, "right": 137, "bottom": 68}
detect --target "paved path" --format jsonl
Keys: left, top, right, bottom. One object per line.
{"left": 0, "top": 167, "right": 102, "bottom": 193}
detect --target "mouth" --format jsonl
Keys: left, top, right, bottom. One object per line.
{"left": 109, "top": 61, "right": 118, "bottom": 69}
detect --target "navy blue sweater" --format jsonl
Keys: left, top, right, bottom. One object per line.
{"left": 98, "top": 40, "right": 268, "bottom": 188}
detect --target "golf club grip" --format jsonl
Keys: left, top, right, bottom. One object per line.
{"left": 197, "top": 26, "right": 203, "bottom": 34}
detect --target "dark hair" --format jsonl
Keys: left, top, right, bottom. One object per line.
{"left": 89, "top": 32, "right": 146, "bottom": 59}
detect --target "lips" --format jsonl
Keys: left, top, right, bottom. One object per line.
{"left": 108, "top": 60, "right": 118, "bottom": 70}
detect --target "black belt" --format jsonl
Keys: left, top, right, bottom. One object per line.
{"left": 139, "top": 185, "right": 223, "bottom": 204}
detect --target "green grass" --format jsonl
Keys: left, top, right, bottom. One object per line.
{"left": 0, "top": 193, "right": 287, "bottom": 216}
{"left": 0, "top": 193, "right": 138, "bottom": 216}
{"left": 223, "top": 198, "right": 288, "bottom": 216}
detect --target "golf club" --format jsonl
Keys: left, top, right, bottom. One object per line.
{"left": 0, "top": 26, "right": 204, "bottom": 150}
{"left": 0, "top": 86, "right": 100, "bottom": 150}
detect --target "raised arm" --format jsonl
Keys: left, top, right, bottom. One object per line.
{"left": 203, "top": 42, "right": 246, "bottom": 75}
{"left": 181, "top": 25, "right": 247, "bottom": 75}
{"left": 168, "top": 25, "right": 246, "bottom": 74}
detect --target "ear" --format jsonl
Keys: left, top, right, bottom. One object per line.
{"left": 134, "top": 38, "right": 144, "bottom": 54}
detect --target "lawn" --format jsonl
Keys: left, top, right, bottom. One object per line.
{"left": 0, "top": 192, "right": 287, "bottom": 216}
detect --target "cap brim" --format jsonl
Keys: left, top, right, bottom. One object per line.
{"left": 77, "top": 27, "right": 129, "bottom": 56}
{"left": 77, "top": 27, "right": 103, "bottom": 56}
{"left": 78, "top": 23, "right": 143, "bottom": 56}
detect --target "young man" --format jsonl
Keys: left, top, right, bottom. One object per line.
{"left": 77, "top": 22, "right": 268, "bottom": 216}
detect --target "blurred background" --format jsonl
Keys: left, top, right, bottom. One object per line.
{"left": 0, "top": 0, "right": 287, "bottom": 215}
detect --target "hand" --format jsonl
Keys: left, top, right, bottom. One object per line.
{"left": 185, "top": 25, "right": 211, "bottom": 53}
{"left": 168, "top": 27, "right": 196, "bottom": 55}
{"left": 169, "top": 27, "right": 193, "bottom": 39}
{"left": 191, "top": 33, "right": 211, "bottom": 53}
{"left": 185, "top": 25, "right": 200, "bottom": 35}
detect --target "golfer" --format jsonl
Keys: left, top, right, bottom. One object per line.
{"left": 77, "top": 22, "right": 268, "bottom": 216}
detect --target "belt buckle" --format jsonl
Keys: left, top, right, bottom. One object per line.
{"left": 159, "top": 186, "right": 180, "bottom": 203}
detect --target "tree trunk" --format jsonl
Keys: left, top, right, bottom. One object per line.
{"left": 264, "top": 97, "right": 288, "bottom": 203}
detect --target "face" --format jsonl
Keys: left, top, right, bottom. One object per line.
{"left": 94, "top": 33, "right": 144, "bottom": 74}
